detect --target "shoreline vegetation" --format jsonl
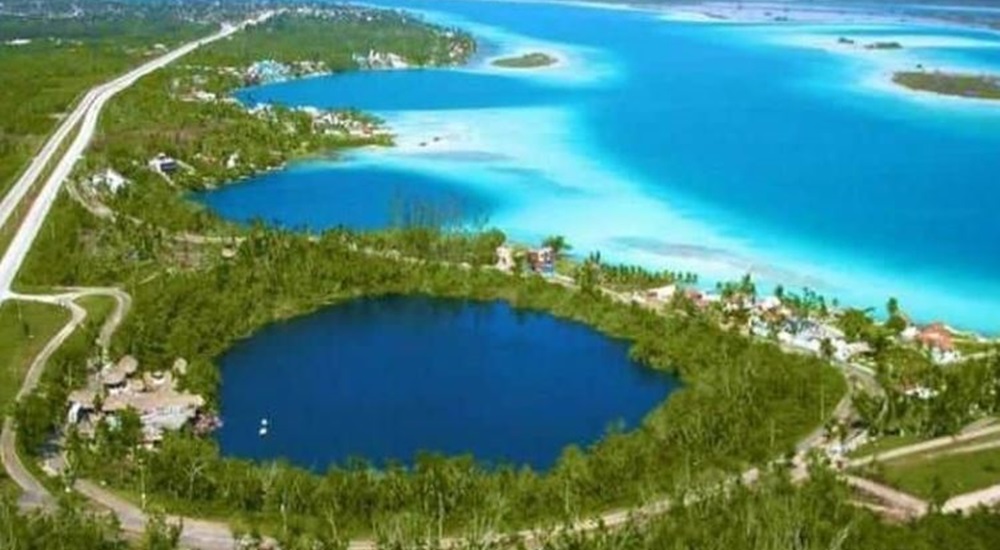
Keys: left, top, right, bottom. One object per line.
{"left": 9, "top": 8, "right": 851, "bottom": 540}
{"left": 492, "top": 51, "right": 558, "bottom": 68}
{"left": 892, "top": 70, "right": 1000, "bottom": 100}
{"left": 21, "top": 217, "right": 849, "bottom": 540}
{"left": 4, "top": 2, "right": 1000, "bottom": 549}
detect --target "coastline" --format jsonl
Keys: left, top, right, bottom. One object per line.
{"left": 202, "top": 1, "right": 1000, "bottom": 335}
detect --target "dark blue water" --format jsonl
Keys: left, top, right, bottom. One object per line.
{"left": 216, "top": 296, "right": 676, "bottom": 470}
{"left": 201, "top": 162, "right": 498, "bottom": 230}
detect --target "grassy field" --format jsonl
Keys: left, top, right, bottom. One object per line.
{"left": 849, "top": 433, "right": 924, "bottom": 458}
{"left": 76, "top": 295, "right": 117, "bottom": 328}
{"left": 0, "top": 300, "right": 69, "bottom": 414}
{"left": 882, "top": 446, "right": 1000, "bottom": 500}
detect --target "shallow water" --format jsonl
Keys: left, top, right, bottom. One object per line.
{"left": 216, "top": 296, "right": 677, "bottom": 470}
{"left": 198, "top": 0, "right": 1000, "bottom": 332}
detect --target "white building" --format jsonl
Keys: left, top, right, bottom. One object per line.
{"left": 88, "top": 168, "right": 130, "bottom": 194}
{"left": 495, "top": 245, "right": 515, "bottom": 272}
{"left": 148, "top": 153, "right": 179, "bottom": 174}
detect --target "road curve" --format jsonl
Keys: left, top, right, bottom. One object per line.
{"left": 0, "top": 8, "right": 272, "bottom": 540}
{"left": 1, "top": 288, "right": 131, "bottom": 507}
{"left": 0, "top": 294, "right": 83, "bottom": 509}
{"left": 0, "top": 11, "right": 276, "bottom": 302}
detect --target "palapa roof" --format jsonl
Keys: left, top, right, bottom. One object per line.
{"left": 102, "top": 391, "right": 204, "bottom": 414}
{"left": 101, "top": 355, "right": 138, "bottom": 386}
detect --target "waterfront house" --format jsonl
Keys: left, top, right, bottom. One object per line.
{"left": 245, "top": 59, "right": 291, "bottom": 85}
{"left": 916, "top": 323, "right": 963, "bottom": 364}
{"left": 917, "top": 322, "right": 954, "bottom": 351}
{"left": 527, "top": 247, "right": 555, "bottom": 274}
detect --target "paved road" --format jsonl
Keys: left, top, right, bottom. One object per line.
{"left": 849, "top": 423, "right": 1000, "bottom": 469}
{"left": 0, "top": 289, "right": 120, "bottom": 510}
{"left": 0, "top": 293, "right": 82, "bottom": 509}
{"left": 0, "top": 95, "right": 94, "bottom": 230}
{"left": 0, "top": 12, "right": 275, "bottom": 302}
{"left": 843, "top": 475, "right": 929, "bottom": 519}
{"left": 944, "top": 481, "right": 1000, "bottom": 514}
{"left": 0, "top": 11, "right": 270, "bottom": 545}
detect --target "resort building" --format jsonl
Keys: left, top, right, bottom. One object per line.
{"left": 917, "top": 323, "right": 963, "bottom": 364}
{"left": 67, "top": 356, "right": 205, "bottom": 444}
{"left": 917, "top": 322, "right": 954, "bottom": 351}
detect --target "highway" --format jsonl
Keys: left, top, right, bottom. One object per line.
{"left": 0, "top": 11, "right": 272, "bottom": 548}
{"left": 0, "top": 12, "right": 275, "bottom": 302}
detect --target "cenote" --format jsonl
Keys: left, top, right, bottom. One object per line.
{"left": 216, "top": 295, "right": 677, "bottom": 471}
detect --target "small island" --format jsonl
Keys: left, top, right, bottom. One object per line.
{"left": 865, "top": 41, "right": 903, "bottom": 50}
{"left": 893, "top": 70, "right": 1000, "bottom": 100}
{"left": 836, "top": 37, "right": 902, "bottom": 50}
{"left": 492, "top": 51, "right": 558, "bottom": 68}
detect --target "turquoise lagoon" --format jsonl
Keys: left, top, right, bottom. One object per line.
{"left": 199, "top": 1, "right": 1000, "bottom": 333}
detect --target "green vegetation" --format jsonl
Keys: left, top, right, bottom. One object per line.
{"left": 848, "top": 433, "right": 923, "bottom": 458}
{"left": 7, "top": 2, "right": 1000, "bottom": 548}
{"left": 0, "top": 1, "right": 222, "bottom": 199}
{"left": 492, "top": 52, "right": 557, "bottom": 68}
{"left": 893, "top": 71, "right": 1000, "bottom": 100}
{"left": 546, "top": 469, "right": 1000, "bottom": 550}
{"left": 67, "top": 8, "right": 475, "bottom": 234}
{"left": 189, "top": 9, "right": 474, "bottom": 73}
{"left": 853, "top": 351, "right": 1000, "bottom": 438}
{"left": 0, "top": 490, "right": 187, "bottom": 550}
{"left": 0, "top": 300, "right": 69, "bottom": 414}
{"left": 0, "top": 493, "right": 128, "bottom": 550}
{"left": 10, "top": 220, "right": 845, "bottom": 540}
{"left": 75, "top": 295, "right": 117, "bottom": 328}
{"left": 880, "top": 446, "right": 1000, "bottom": 501}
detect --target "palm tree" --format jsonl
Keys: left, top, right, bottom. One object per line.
{"left": 887, "top": 297, "right": 900, "bottom": 318}
{"left": 542, "top": 235, "right": 571, "bottom": 259}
